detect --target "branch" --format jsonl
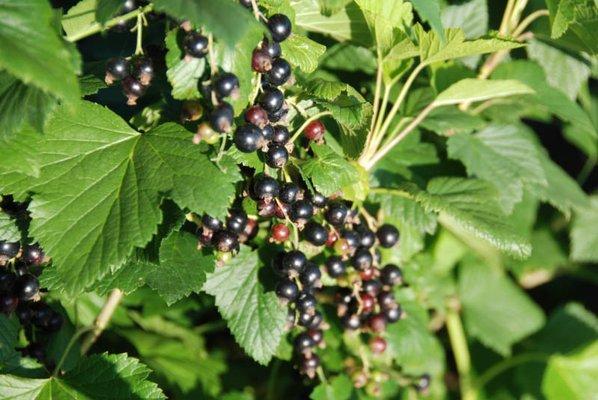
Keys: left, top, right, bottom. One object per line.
{"left": 446, "top": 307, "right": 476, "bottom": 400}
{"left": 80, "top": 289, "right": 124, "bottom": 355}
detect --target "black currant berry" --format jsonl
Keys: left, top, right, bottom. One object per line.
{"left": 304, "top": 120, "right": 325, "bottom": 141}
{"left": 23, "top": 244, "right": 44, "bottom": 265}
{"left": 239, "top": 0, "right": 252, "bottom": 8}
{"left": 360, "top": 267, "right": 376, "bottom": 281}
{"left": 258, "top": 200, "right": 276, "bottom": 217}
{"left": 308, "top": 329, "right": 323, "bottom": 345}
{"left": 352, "top": 248, "right": 373, "bottom": 270}
{"left": 290, "top": 200, "right": 314, "bottom": 223}
{"left": 0, "top": 294, "right": 18, "bottom": 314}
{"left": 234, "top": 124, "right": 262, "bottom": 153}
{"left": 341, "top": 314, "right": 361, "bottom": 330}
{"left": 122, "top": 0, "right": 136, "bottom": 13}
{"left": 303, "top": 221, "right": 327, "bottom": 246}
{"left": 32, "top": 303, "right": 53, "bottom": 328}
{"left": 133, "top": 56, "right": 154, "bottom": 85}
{"left": 45, "top": 312, "right": 63, "bottom": 332}
{"left": 299, "top": 353, "right": 320, "bottom": 378}
{"left": 214, "top": 73, "right": 240, "bottom": 99}
{"left": 267, "top": 58, "right": 291, "bottom": 86}
{"left": 226, "top": 209, "right": 248, "bottom": 234}
{"left": 341, "top": 230, "right": 360, "bottom": 250}
{"left": 265, "top": 144, "right": 289, "bottom": 168}
{"left": 210, "top": 102, "right": 234, "bottom": 133}
{"left": 202, "top": 214, "right": 222, "bottom": 231}
{"left": 267, "top": 105, "right": 288, "bottom": 123}
{"left": 279, "top": 183, "right": 300, "bottom": 204}
{"left": 380, "top": 264, "right": 403, "bottom": 286}
{"left": 105, "top": 57, "right": 129, "bottom": 84}
{"left": 294, "top": 332, "right": 315, "bottom": 353}
{"left": 262, "top": 39, "right": 282, "bottom": 59}
{"left": 16, "top": 305, "right": 33, "bottom": 325}
{"left": 259, "top": 86, "right": 285, "bottom": 113}
{"left": 384, "top": 305, "right": 402, "bottom": 323}
{"left": 308, "top": 191, "right": 327, "bottom": 208}
{"left": 306, "top": 311, "right": 324, "bottom": 329}
{"left": 276, "top": 279, "right": 299, "bottom": 301}
{"left": 358, "top": 228, "right": 376, "bottom": 248}
{"left": 245, "top": 105, "right": 269, "bottom": 128}
{"left": 297, "top": 310, "right": 315, "bottom": 327}
{"left": 300, "top": 262, "right": 321, "bottom": 288}
{"left": 261, "top": 124, "right": 274, "bottom": 142}
{"left": 377, "top": 224, "right": 400, "bottom": 248}
{"left": 252, "top": 175, "right": 280, "bottom": 201}
{"left": 362, "top": 279, "right": 382, "bottom": 296}
{"left": 184, "top": 32, "right": 209, "bottom": 58}
{"left": 268, "top": 14, "right": 292, "bottom": 42}
{"left": 360, "top": 292, "right": 375, "bottom": 313}
{"left": 296, "top": 291, "right": 317, "bottom": 315}
{"left": 212, "top": 230, "right": 239, "bottom": 253}
{"left": 271, "top": 125, "right": 290, "bottom": 144}
{"left": 0, "top": 270, "right": 16, "bottom": 291}
{"left": 17, "top": 274, "right": 39, "bottom": 301}
{"left": 414, "top": 374, "right": 431, "bottom": 393}
{"left": 279, "top": 250, "right": 307, "bottom": 276}
{"left": 377, "top": 291, "right": 396, "bottom": 310}
{"left": 252, "top": 49, "right": 273, "bottom": 73}
{"left": 0, "top": 241, "right": 20, "bottom": 258}
{"left": 325, "top": 202, "right": 348, "bottom": 226}
{"left": 325, "top": 256, "right": 345, "bottom": 278}
{"left": 122, "top": 76, "right": 146, "bottom": 105}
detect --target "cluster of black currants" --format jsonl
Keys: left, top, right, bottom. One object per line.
{"left": 198, "top": 209, "right": 257, "bottom": 255}
{"left": 105, "top": 55, "right": 154, "bottom": 105}
{"left": 0, "top": 241, "right": 63, "bottom": 366}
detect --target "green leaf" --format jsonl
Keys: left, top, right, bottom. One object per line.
{"left": 0, "top": 353, "right": 165, "bottom": 400}
{"left": 301, "top": 78, "right": 346, "bottom": 101}
{"left": 354, "top": 0, "right": 413, "bottom": 52}
{"left": 146, "top": 231, "right": 215, "bottom": 305}
{"left": 0, "top": 101, "right": 237, "bottom": 296}
{"left": 434, "top": 78, "right": 534, "bottom": 106}
{"left": 548, "top": 0, "right": 598, "bottom": 54}
{"left": 62, "top": 0, "right": 97, "bottom": 38}
{"left": 0, "top": 212, "right": 19, "bottom": 243}
{"left": 203, "top": 246, "right": 287, "bottom": 365}
{"left": 0, "top": 0, "right": 79, "bottom": 103}
{"left": 0, "top": 72, "right": 58, "bottom": 139}
{"left": 406, "top": 178, "right": 532, "bottom": 257}
{"left": 310, "top": 374, "right": 353, "bottom": 400}
{"left": 0, "top": 125, "right": 41, "bottom": 177}
{"left": 317, "top": 0, "right": 352, "bottom": 16}
{"left": 321, "top": 43, "right": 376, "bottom": 74}
{"left": 79, "top": 74, "right": 107, "bottom": 96}
{"left": 420, "top": 106, "right": 485, "bottom": 136}
{"left": 459, "top": 258, "right": 545, "bottom": 355}
{"left": 570, "top": 197, "right": 598, "bottom": 262}
{"left": 300, "top": 144, "right": 361, "bottom": 197}
{"left": 0, "top": 315, "right": 20, "bottom": 365}
{"left": 165, "top": 29, "right": 207, "bottom": 100}
{"left": 410, "top": 0, "right": 444, "bottom": 39}
{"left": 152, "top": 0, "right": 264, "bottom": 49}
{"left": 280, "top": 34, "right": 326, "bottom": 73}
{"left": 441, "top": 0, "right": 488, "bottom": 39}
{"left": 542, "top": 342, "right": 598, "bottom": 400}
{"left": 96, "top": 0, "right": 123, "bottom": 24}
{"left": 447, "top": 124, "right": 547, "bottom": 212}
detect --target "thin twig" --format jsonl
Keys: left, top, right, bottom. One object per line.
{"left": 80, "top": 289, "right": 124, "bottom": 355}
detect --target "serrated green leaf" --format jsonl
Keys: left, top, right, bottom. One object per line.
{"left": 153, "top": 0, "right": 264, "bottom": 49}
{"left": 310, "top": 374, "right": 353, "bottom": 400}
{"left": 79, "top": 74, "right": 107, "bottom": 96}
{"left": 375, "top": 194, "right": 437, "bottom": 235}
{"left": 165, "top": 29, "right": 206, "bottom": 100}
{"left": 302, "top": 78, "right": 346, "bottom": 101}
{"left": 300, "top": 144, "right": 361, "bottom": 197}
{"left": 0, "top": 0, "right": 79, "bottom": 103}
{"left": 62, "top": 0, "right": 97, "bottom": 38}
{"left": 146, "top": 231, "right": 215, "bottom": 305}
{"left": 0, "top": 126, "right": 41, "bottom": 178}
{"left": 447, "top": 124, "right": 547, "bottom": 212}
{"left": 460, "top": 258, "right": 545, "bottom": 355}
{"left": 260, "top": 0, "right": 296, "bottom": 19}
{"left": 280, "top": 34, "right": 326, "bottom": 73}
{"left": 571, "top": 197, "right": 598, "bottom": 262}
{"left": 203, "top": 246, "right": 287, "bottom": 365}
{"left": 441, "top": 0, "right": 488, "bottom": 39}
{"left": 0, "top": 212, "right": 20, "bottom": 243}
{"left": 354, "top": 0, "right": 413, "bottom": 52}
{"left": 96, "top": 0, "right": 123, "bottom": 24}
{"left": 411, "top": 0, "right": 443, "bottom": 39}
{"left": 316, "top": 0, "right": 351, "bottom": 16}
{"left": 321, "top": 43, "right": 376, "bottom": 74}
{"left": 548, "top": 0, "right": 598, "bottom": 54}
{"left": 420, "top": 106, "right": 485, "bottom": 136}
{"left": 542, "top": 342, "right": 598, "bottom": 400}
{"left": 434, "top": 78, "right": 534, "bottom": 106}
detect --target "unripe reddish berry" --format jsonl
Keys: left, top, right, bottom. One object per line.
{"left": 271, "top": 223, "right": 290, "bottom": 243}
{"left": 370, "top": 336, "right": 387, "bottom": 354}
{"left": 304, "top": 120, "right": 325, "bottom": 141}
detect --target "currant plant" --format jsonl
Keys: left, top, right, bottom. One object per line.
{"left": 0, "top": 0, "right": 597, "bottom": 399}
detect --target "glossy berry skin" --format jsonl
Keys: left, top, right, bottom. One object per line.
{"left": 378, "top": 291, "right": 396, "bottom": 310}
{"left": 0, "top": 241, "right": 19, "bottom": 258}
{"left": 184, "top": 32, "right": 209, "bottom": 58}
{"left": 17, "top": 274, "right": 39, "bottom": 301}
{"left": 259, "top": 87, "right": 285, "bottom": 113}
{"left": 105, "top": 57, "right": 129, "bottom": 81}
{"left": 262, "top": 39, "right": 282, "bottom": 58}
{"left": 133, "top": 57, "right": 153, "bottom": 84}
{"left": 342, "top": 314, "right": 361, "bottom": 330}
{"left": 325, "top": 202, "right": 348, "bottom": 226}
{"left": 377, "top": 224, "right": 400, "bottom": 248}
{"left": 370, "top": 336, "right": 387, "bottom": 354}
{"left": 290, "top": 200, "right": 314, "bottom": 222}
{"left": 308, "top": 329, "right": 323, "bottom": 345}
{"left": 241, "top": 218, "right": 258, "bottom": 241}
{"left": 210, "top": 103, "right": 234, "bottom": 133}
{"left": 296, "top": 292, "right": 317, "bottom": 314}
{"left": 358, "top": 228, "right": 376, "bottom": 249}
{"left": 306, "top": 311, "right": 324, "bottom": 329}
{"left": 304, "top": 120, "right": 325, "bottom": 141}
{"left": 270, "top": 224, "right": 290, "bottom": 243}
{"left": 415, "top": 374, "right": 431, "bottom": 393}
{"left": 369, "top": 314, "right": 387, "bottom": 333}
{"left": 268, "top": 105, "right": 288, "bottom": 123}
{"left": 308, "top": 191, "right": 327, "bottom": 208}
{"left": 380, "top": 264, "right": 403, "bottom": 286}
{"left": 294, "top": 332, "right": 316, "bottom": 352}
{"left": 234, "top": 124, "right": 262, "bottom": 153}
{"left": 32, "top": 304, "right": 53, "bottom": 328}
{"left": 252, "top": 175, "right": 280, "bottom": 200}
{"left": 251, "top": 49, "right": 273, "bottom": 73}
{"left": 279, "top": 250, "right": 307, "bottom": 275}
{"left": 300, "top": 353, "right": 320, "bottom": 376}
{"left": 0, "top": 270, "right": 16, "bottom": 291}
{"left": 300, "top": 263, "right": 321, "bottom": 288}
{"left": 297, "top": 310, "right": 315, "bottom": 327}
{"left": 352, "top": 248, "right": 373, "bottom": 270}
{"left": 276, "top": 279, "right": 299, "bottom": 301}
{"left": 267, "top": 58, "right": 291, "bottom": 86}
{"left": 239, "top": 0, "right": 252, "bottom": 8}
{"left": 122, "top": 76, "right": 145, "bottom": 99}
{"left": 202, "top": 214, "right": 222, "bottom": 231}
{"left": 268, "top": 14, "right": 292, "bottom": 42}
{"left": 325, "top": 256, "right": 345, "bottom": 278}
{"left": 226, "top": 210, "right": 248, "bottom": 234}
{"left": 384, "top": 305, "right": 402, "bottom": 323}
{"left": 261, "top": 124, "right": 274, "bottom": 142}
{"left": 214, "top": 73, "right": 240, "bottom": 98}
{"left": 0, "top": 294, "right": 18, "bottom": 314}
{"left": 258, "top": 199, "right": 276, "bottom": 217}
{"left": 265, "top": 145, "right": 289, "bottom": 168}
{"left": 360, "top": 293, "right": 376, "bottom": 313}
{"left": 303, "top": 221, "right": 328, "bottom": 246}
{"left": 212, "top": 230, "right": 239, "bottom": 253}
{"left": 362, "top": 279, "right": 382, "bottom": 296}
{"left": 279, "top": 183, "right": 300, "bottom": 204}
{"left": 245, "top": 105, "right": 269, "bottom": 128}
{"left": 272, "top": 126, "right": 290, "bottom": 144}
{"left": 341, "top": 230, "right": 360, "bottom": 250}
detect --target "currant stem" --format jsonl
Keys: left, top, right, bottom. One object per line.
{"left": 80, "top": 289, "right": 124, "bottom": 355}
{"left": 53, "top": 326, "right": 94, "bottom": 376}
{"left": 446, "top": 307, "right": 476, "bottom": 400}
{"left": 475, "top": 353, "right": 549, "bottom": 390}
{"left": 134, "top": 13, "right": 144, "bottom": 55}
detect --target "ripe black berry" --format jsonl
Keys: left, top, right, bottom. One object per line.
{"left": 0, "top": 270, "right": 16, "bottom": 291}
{"left": 122, "top": 76, "right": 146, "bottom": 105}
{"left": 252, "top": 175, "right": 280, "bottom": 201}
{"left": 24, "top": 244, "right": 45, "bottom": 265}
{"left": 259, "top": 87, "right": 285, "bottom": 113}
{"left": 234, "top": 124, "right": 262, "bottom": 153}
{"left": 297, "top": 310, "right": 315, "bottom": 327}
{"left": 267, "top": 58, "right": 291, "bottom": 86}
{"left": 271, "top": 223, "right": 290, "bottom": 243}
{"left": 303, "top": 221, "right": 327, "bottom": 246}
{"left": 296, "top": 292, "right": 317, "bottom": 315}
{"left": 261, "top": 124, "right": 274, "bottom": 142}
{"left": 279, "top": 183, "right": 300, "bottom": 204}
{"left": 300, "top": 262, "right": 321, "bottom": 288}
{"left": 239, "top": 0, "right": 252, "bottom": 8}
{"left": 308, "top": 329, "right": 323, "bottom": 345}
{"left": 105, "top": 57, "right": 129, "bottom": 83}
{"left": 267, "top": 105, "right": 288, "bottom": 123}
{"left": 16, "top": 305, "right": 33, "bottom": 325}
{"left": 210, "top": 102, "right": 234, "bottom": 133}
{"left": 414, "top": 374, "right": 431, "bottom": 393}
{"left": 276, "top": 279, "right": 299, "bottom": 301}
{"left": 279, "top": 250, "right": 307, "bottom": 276}
{"left": 272, "top": 126, "right": 290, "bottom": 144}
{"left": 294, "top": 332, "right": 316, "bottom": 353}
{"left": 290, "top": 200, "right": 314, "bottom": 223}
{"left": 358, "top": 228, "right": 376, "bottom": 248}
{"left": 268, "top": 14, "right": 292, "bottom": 42}
{"left": 352, "top": 248, "right": 373, "bottom": 270}
{"left": 258, "top": 199, "right": 276, "bottom": 217}
{"left": 265, "top": 144, "right": 289, "bottom": 168}
{"left": 245, "top": 105, "right": 269, "bottom": 128}
{"left": 325, "top": 202, "right": 348, "bottom": 226}
{"left": 384, "top": 305, "right": 402, "bottom": 323}
{"left": 252, "top": 49, "right": 273, "bottom": 73}
{"left": 304, "top": 120, "right": 325, "bottom": 141}
{"left": 212, "top": 230, "right": 239, "bottom": 253}
{"left": 17, "top": 274, "right": 39, "bottom": 301}
{"left": 202, "top": 214, "right": 222, "bottom": 231}
{"left": 0, "top": 294, "right": 18, "bottom": 314}
{"left": 341, "top": 314, "right": 361, "bottom": 330}
{"left": 32, "top": 303, "right": 53, "bottom": 328}
{"left": 306, "top": 311, "right": 324, "bottom": 329}
{"left": 45, "top": 312, "right": 63, "bottom": 332}
{"left": 362, "top": 279, "right": 382, "bottom": 296}
{"left": 377, "top": 291, "right": 396, "bottom": 309}
{"left": 341, "top": 229, "right": 360, "bottom": 250}
{"left": 377, "top": 224, "right": 399, "bottom": 248}
{"left": 380, "top": 264, "right": 403, "bottom": 286}
{"left": 262, "top": 39, "right": 282, "bottom": 58}
{"left": 133, "top": 56, "right": 154, "bottom": 85}
{"left": 0, "top": 241, "right": 20, "bottom": 258}
{"left": 308, "top": 191, "right": 327, "bottom": 208}
{"left": 226, "top": 209, "right": 248, "bottom": 234}
{"left": 184, "top": 32, "right": 209, "bottom": 58}
{"left": 325, "top": 256, "right": 345, "bottom": 277}
{"left": 214, "top": 73, "right": 240, "bottom": 99}
{"left": 299, "top": 353, "right": 320, "bottom": 377}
